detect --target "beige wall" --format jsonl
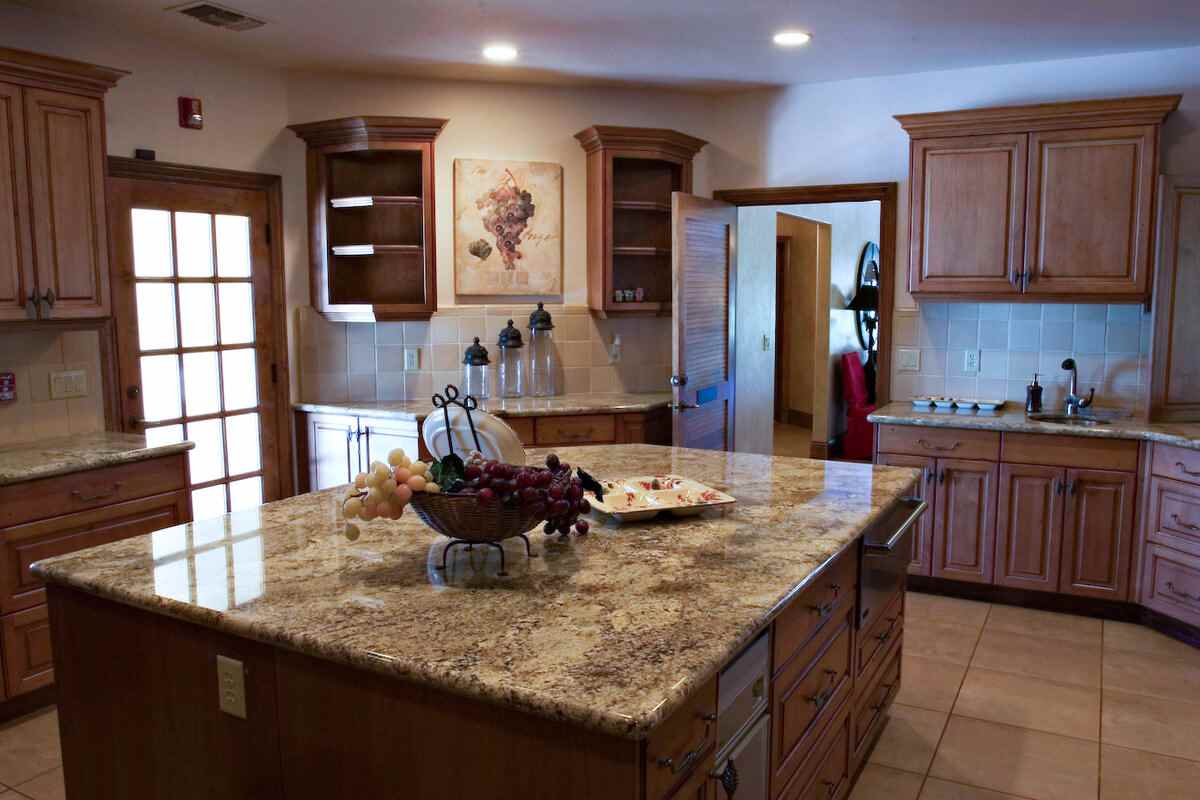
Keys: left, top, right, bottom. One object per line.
{"left": 0, "top": 330, "right": 106, "bottom": 445}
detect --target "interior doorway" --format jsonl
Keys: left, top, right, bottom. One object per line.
{"left": 713, "top": 183, "right": 897, "bottom": 460}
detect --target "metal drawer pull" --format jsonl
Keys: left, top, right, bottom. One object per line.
{"left": 1171, "top": 514, "right": 1200, "bottom": 532}
{"left": 864, "top": 498, "right": 928, "bottom": 554}
{"left": 1166, "top": 581, "right": 1200, "bottom": 603}
{"left": 1176, "top": 462, "right": 1200, "bottom": 478}
{"left": 876, "top": 618, "right": 897, "bottom": 644}
{"left": 807, "top": 683, "right": 836, "bottom": 711}
{"left": 71, "top": 482, "right": 123, "bottom": 502}
{"left": 810, "top": 600, "right": 834, "bottom": 618}
{"left": 917, "top": 439, "right": 960, "bottom": 452}
{"left": 657, "top": 745, "right": 703, "bottom": 775}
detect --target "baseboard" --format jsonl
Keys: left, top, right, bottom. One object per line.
{"left": 907, "top": 575, "right": 1200, "bottom": 649}
{"left": 0, "top": 686, "right": 56, "bottom": 725}
{"left": 782, "top": 410, "right": 813, "bottom": 428}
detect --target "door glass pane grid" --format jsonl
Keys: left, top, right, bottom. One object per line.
{"left": 130, "top": 207, "right": 265, "bottom": 519}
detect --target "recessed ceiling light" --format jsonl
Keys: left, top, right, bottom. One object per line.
{"left": 773, "top": 30, "right": 812, "bottom": 47}
{"left": 482, "top": 43, "right": 519, "bottom": 62}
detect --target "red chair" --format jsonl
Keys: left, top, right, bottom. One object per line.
{"left": 839, "top": 352, "right": 876, "bottom": 460}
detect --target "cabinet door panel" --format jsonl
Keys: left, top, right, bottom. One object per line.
{"left": 908, "top": 134, "right": 1025, "bottom": 296}
{"left": 359, "top": 417, "right": 421, "bottom": 469}
{"left": 307, "top": 414, "right": 358, "bottom": 490}
{"left": 1148, "top": 175, "right": 1200, "bottom": 420}
{"left": 933, "top": 459, "right": 998, "bottom": 584}
{"left": 1025, "top": 126, "right": 1155, "bottom": 298}
{"left": 24, "top": 87, "right": 110, "bottom": 318}
{"left": 1060, "top": 468, "right": 1135, "bottom": 599}
{"left": 875, "top": 453, "right": 936, "bottom": 576}
{"left": 0, "top": 81, "right": 34, "bottom": 321}
{"left": 994, "top": 464, "right": 1064, "bottom": 592}
{"left": 2, "top": 604, "right": 52, "bottom": 697}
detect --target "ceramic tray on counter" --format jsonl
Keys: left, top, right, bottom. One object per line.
{"left": 587, "top": 474, "right": 736, "bottom": 522}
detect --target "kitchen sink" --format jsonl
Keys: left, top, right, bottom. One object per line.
{"left": 1028, "top": 413, "right": 1110, "bottom": 426}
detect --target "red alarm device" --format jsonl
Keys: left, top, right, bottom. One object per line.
{"left": 178, "top": 96, "right": 203, "bottom": 130}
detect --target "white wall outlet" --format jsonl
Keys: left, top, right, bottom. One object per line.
{"left": 897, "top": 349, "right": 920, "bottom": 372}
{"left": 49, "top": 369, "right": 87, "bottom": 399}
{"left": 963, "top": 350, "right": 980, "bottom": 374}
{"left": 216, "top": 655, "right": 247, "bottom": 719}
{"left": 403, "top": 347, "right": 421, "bottom": 370}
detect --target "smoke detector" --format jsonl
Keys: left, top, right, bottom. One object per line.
{"left": 170, "top": 2, "right": 265, "bottom": 31}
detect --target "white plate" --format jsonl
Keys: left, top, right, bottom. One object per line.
{"left": 587, "top": 475, "right": 735, "bottom": 523}
{"left": 932, "top": 398, "right": 955, "bottom": 409}
{"left": 976, "top": 400, "right": 1005, "bottom": 411}
{"left": 421, "top": 406, "right": 526, "bottom": 465}
{"left": 911, "top": 397, "right": 935, "bottom": 408}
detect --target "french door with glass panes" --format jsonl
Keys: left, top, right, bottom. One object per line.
{"left": 108, "top": 176, "right": 284, "bottom": 521}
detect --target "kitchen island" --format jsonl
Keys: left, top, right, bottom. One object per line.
{"left": 34, "top": 444, "right": 920, "bottom": 800}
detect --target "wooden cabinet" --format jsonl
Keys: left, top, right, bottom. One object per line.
{"left": 645, "top": 676, "right": 716, "bottom": 800}
{"left": 874, "top": 453, "right": 935, "bottom": 575}
{"left": 0, "top": 452, "right": 188, "bottom": 702}
{"left": 359, "top": 417, "right": 422, "bottom": 470}
{"left": 0, "top": 47, "right": 125, "bottom": 321}
{"left": 303, "top": 413, "right": 360, "bottom": 490}
{"left": 896, "top": 94, "right": 1178, "bottom": 302}
{"left": 1060, "top": 469, "right": 1135, "bottom": 599}
{"left": 290, "top": 117, "right": 446, "bottom": 322}
{"left": 1139, "top": 445, "right": 1200, "bottom": 627}
{"left": 933, "top": 459, "right": 998, "bottom": 584}
{"left": 994, "top": 463, "right": 1064, "bottom": 592}
{"left": 907, "top": 134, "right": 1026, "bottom": 296}
{"left": 1148, "top": 175, "right": 1200, "bottom": 421}
{"left": 575, "top": 126, "right": 706, "bottom": 317}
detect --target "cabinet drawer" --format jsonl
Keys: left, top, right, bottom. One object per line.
{"left": 502, "top": 417, "right": 535, "bottom": 445}
{"left": 0, "top": 454, "right": 188, "bottom": 529}
{"left": 0, "top": 490, "right": 189, "bottom": 613}
{"left": 1141, "top": 544, "right": 1200, "bottom": 628}
{"left": 646, "top": 675, "right": 716, "bottom": 800}
{"left": 857, "top": 589, "right": 903, "bottom": 681}
{"left": 852, "top": 635, "right": 902, "bottom": 765}
{"left": 877, "top": 425, "right": 999, "bottom": 461}
{"left": 2, "top": 604, "right": 52, "bottom": 697}
{"left": 1002, "top": 433, "right": 1138, "bottom": 471}
{"left": 773, "top": 548, "right": 856, "bottom": 675}
{"left": 1152, "top": 444, "right": 1200, "bottom": 486}
{"left": 1148, "top": 477, "right": 1200, "bottom": 558}
{"left": 534, "top": 414, "right": 616, "bottom": 445}
{"left": 772, "top": 607, "right": 853, "bottom": 795}
{"left": 779, "top": 700, "right": 852, "bottom": 800}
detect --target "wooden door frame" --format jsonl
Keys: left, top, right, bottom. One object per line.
{"left": 773, "top": 235, "right": 790, "bottom": 423}
{"left": 712, "top": 182, "right": 898, "bottom": 410}
{"left": 105, "top": 157, "right": 295, "bottom": 498}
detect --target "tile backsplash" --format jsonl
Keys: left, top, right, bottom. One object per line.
{"left": 891, "top": 302, "right": 1151, "bottom": 414}
{"left": 0, "top": 329, "right": 106, "bottom": 445}
{"left": 297, "top": 304, "right": 673, "bottom": 403}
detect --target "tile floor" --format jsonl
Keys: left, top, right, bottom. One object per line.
{"left": 853, "top": 591, "right": 1200, "bottom": 800}
{"left": 773, "top": 422, "right": 813, "bottom": 458}
{"left": 0, "top": 592, "right": 1196, "bottom": 800}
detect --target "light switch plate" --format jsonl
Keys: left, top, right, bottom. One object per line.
{"left": 404, "top": 347, "right": 421, "bottom": 370}
{"left": 963, "top": 350, "right": 980, "bottom": 373}
{"left": 897, "top": 349, "right": 920, "bottom": 372}
{"left": 49, "top": 369, "right": 87, "bottom": 400}
{"left": 216, "top": 655, "right": 247, "bottom": 719}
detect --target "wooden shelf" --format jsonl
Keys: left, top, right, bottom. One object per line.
{"left": 601, "top": 301, "right": 670, "bottom": 316}
{"left": 330, "top": 196, "right": 422, "bottom": 209}
{"left": 613, "top": 246, "right": 670, "bottom": 257}
{"left": 330, "top": 244, "right": 422, "bottom": 257}
{"left": 613, "top": 200, "right": 671, "bottom": 213}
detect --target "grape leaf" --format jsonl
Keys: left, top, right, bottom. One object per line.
{"left": 431, "top": 453, "right": 465, "bottom": 487}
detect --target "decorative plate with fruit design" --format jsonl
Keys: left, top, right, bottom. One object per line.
{"left": 586, "top": 475, "right": 735, "bottom": 522}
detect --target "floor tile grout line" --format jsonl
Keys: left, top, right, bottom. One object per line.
{"left": 943, "top": 710, "right": 1101, "bottom": 745}
{"left": 1101, "top": 740, "right": 1200, "bottom": 766}
{"left": 1098, "top": 619, "right": 1104, "bottom": 800}
{"left": 924, "top": 776, "right": 1042, "bottom": 800}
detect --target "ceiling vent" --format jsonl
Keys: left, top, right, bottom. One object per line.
{"left": 172, "top": 2, "right": 265, "bottom": 32}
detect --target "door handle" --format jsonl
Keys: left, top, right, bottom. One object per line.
{"left": 669, "top": 401, "right": 698, "bottom": 412}
{"left": 1166, "top": 581, "right": 1199, "bottom": 603}
{"left": 1176, "top": 462, "right": 1200, "bottom": 478}
{"left": 917, "top": 439, "right": 960, "bottom": 453}
{"left": 42, "top": 288, "right": 56, "bottom": 308}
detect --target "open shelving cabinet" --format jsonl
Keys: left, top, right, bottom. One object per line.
{"left": 575, "top": 126, "right": 707, "bottom": 317}
{"left": 290, "top": 116, "right": 448, "bottom": 321}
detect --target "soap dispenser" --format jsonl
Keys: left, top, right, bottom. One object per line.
{"left": 1025, "top": 373, "right": 1043, "bottom": 414}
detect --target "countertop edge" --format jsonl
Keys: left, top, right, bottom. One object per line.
{"left": 0, "top": 440, "right": 195, "bottom": 487}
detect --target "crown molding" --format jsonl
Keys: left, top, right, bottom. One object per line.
{"left": 574, "top": 125, "right": 707, "bottom": 159}
{"left": 895, "top": 94, "right": 1181, "bottom": 138}
{"left": 0, "top": 46, "right": 127, "bottom": 97}
{"left": 288, "top": 116, "right": 449, "bottom": 147}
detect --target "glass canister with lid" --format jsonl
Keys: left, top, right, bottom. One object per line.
{"left": 461, "top": 337, "right": 491, "bottom": 400}
{"left": 496, "top": 319, "right": 525, "bottom": 398}
{"left": 527, "top": 302, "right": 559, "bottom": 397}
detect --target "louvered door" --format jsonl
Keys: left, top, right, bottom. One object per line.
{"left": 671, "top": 193, "right": 736, "bottom": 451}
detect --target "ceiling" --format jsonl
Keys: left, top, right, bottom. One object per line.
{"left": 30, "top": 0, "right": 1200, "bottom": 91}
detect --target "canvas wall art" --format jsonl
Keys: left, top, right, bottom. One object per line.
{"left": 454, "top": 158, "right": 563, "bottom": 295}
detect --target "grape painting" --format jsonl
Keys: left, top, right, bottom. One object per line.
{"left": 476, "top": 169, "right": 535, "bottom": 270}
{"left": 454, "top": 159, "right": 562, "bottom": 295}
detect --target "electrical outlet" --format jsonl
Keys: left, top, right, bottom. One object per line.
{"left": 403, "top": 347, "right": 421, "bottom": 370}
{"left": 216, "top": 655, "right": 247, "bottom": 719}
{"left": 963, "top": 350, "right": 980, "bottom": 373}
{"left": 898, "top": 348, "right": 920, "bottom": 372}
{"left": 49, "top": 369, "right": 87, "bottom": 399}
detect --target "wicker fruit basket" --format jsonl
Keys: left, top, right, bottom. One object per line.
{"left": 409, "top": 492, "right": 542, "bottom": 543}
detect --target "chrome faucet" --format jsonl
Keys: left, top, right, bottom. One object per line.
{"left": 1061, "top": 358, "right": 1095, "bottom": 416}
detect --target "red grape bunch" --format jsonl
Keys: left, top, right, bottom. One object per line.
{"left": 476, "top": 169, "right": 535, "bottom": 271}
{"left": 449, "top": 453, "right": 590, "bottom": 536}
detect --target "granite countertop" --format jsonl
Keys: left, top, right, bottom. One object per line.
{"left": 293, "top": 392, "right": 673, "bottom": 421}
{"left": 34, "top": 444, "right": 919, "bottom": 739}
{"left": 869, "top": 402, "right": 1200, "bottom": 451}
{"left": 0, "top": 432, "right": 195, "bottom": 487}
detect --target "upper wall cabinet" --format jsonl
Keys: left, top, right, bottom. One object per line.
{"left": 290, "top": 116, "right": 447, "bottom": 322}
{"left": 0, "top": 48, "right": 126, "bottom": 322}
{"left": 897, "top": 95, "right": 1179, "bottom": 303}
{"left": 575, "top": 126, "right": 706, "bottom": 317}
